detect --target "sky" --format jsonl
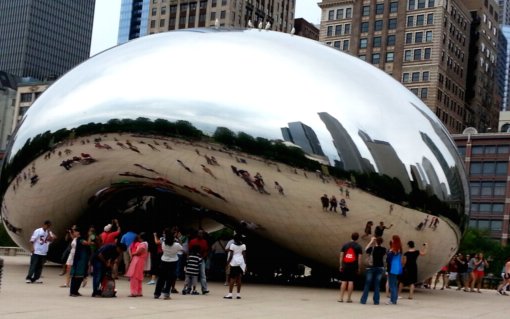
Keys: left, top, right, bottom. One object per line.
{"left": 90, "top": 0, "right": 322, "bottom": 56}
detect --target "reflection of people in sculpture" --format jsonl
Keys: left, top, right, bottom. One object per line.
{"left": 339, "top": 199, "right": 349, "bottom": 216}
{"left": 147, "top": 143, "right": 160, "bottom": 151}
{"left": 320, "top": 194, "right": 329, "bottom": 211}
{"left": 329, "top": 196, "right": 338, "bottom": 212}
{"left": 374, "top": 221, "right": 392, "bottom": 238}
{"left": 274, "top": 181, "right": 284, "bottom": 195}
{"left": 238, "top": 170, "right": 256, "bottom": 190}
{"left": 177, "top": 160, "right": 192, "bottom": 172}
{"left": 201, "top": 186, "right": 228, "bottom": 202}
{"left": 253, "top": 174, "right": 270, "bottom": 194}
{"left": 231, "top": 165, "right": 239, "bottom": 176}
{"left": 362, "top": 221, "right": 373, "bottom": 239}
{"left": 201, "top": 165, "right": 217, "bottom": 179}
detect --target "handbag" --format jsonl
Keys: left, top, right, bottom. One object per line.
{"left": 365, "top": 247, "right": 374, "bottom": 267}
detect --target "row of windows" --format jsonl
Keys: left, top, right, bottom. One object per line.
{"left": 443, "top": 53, "right": 464, "bottom": 78}
{"left": 405, "top": 31, "right": 433, "bottom": 44}
{"left": 326, "top": 24, "right": 351, "bottom": 37}
{"left": 328, "top": 40, "right": 350, "bottom": 51}
{"left": 362, "top": 2, "right": 398, "bottom": 16}
{"left": 437, "top": 90, "right": 464, "bottom": 118}
{"left": 448, "top": 22, "right": 467, "bottom": 46}
{"left": 361, "top": 19, "right": 397, "bottom": 33}
{"left": 407, "top": 13, "right": 434, "bottom": 27}
{"left": 408, "top": 0, "right": 435, "bottom": 10}
{"left": 471, "top": 145, "right": 510, "bottom": 155}
{"left": 409, "top": 87, "right": 428, "bottom": 99}
{"left": 328, "top": 7, "right": 352, "bottom": 21}
{"left": 469, "top": 219, "right": 502, "bottom": 231}
{"left": 358, "top": 52, "right": 394, "bottom": 64}
{"left": 470, "top": 202, "right": 505, "bottom": 213}
{"left": 436, "top": 107, "right": 463, "bottom": 132}
{"left": 470, "top": 162, "right": 508, "bottom": 175}
{"left": 404, "top": 48, "right": 432, "bottom": 61}
{"left": 403, "top": 71, "right": 429, "bottom": 83}
{"left": 449, "top": 6, "right": 468, "bottom": 31}
{"left": 470, "top": 181, "right": 506, "bottom": 197}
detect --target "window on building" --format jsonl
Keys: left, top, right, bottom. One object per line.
{"left": 408, "top": 0, "right": 416, "bottom": 10}
{"left": 372, "top": 53, "right": 380, "bottom": 64}
{"left": 20, "top": 93, "right": 32, "bottom": 102}
{"left": 388, "top": 18, "right": 397, "bottom": 29}
{"left": 360, "top": 38, "right": 368, "bottom": 48}
{"left": 152, "top": 7, "right": 157, "bottom": 16}
{"left": 328, "top": 10, "right": 334, "bottom": 20}
{"left": 470, "top": 162, "right": 482, "bottom": 174}
{"left": 485, "top": 146, "right": 497, "bottom": 154}
{"left": 403, "top": 73, "right": 410, "bottom": 82}
{"left": 335, "top": 25, "right": 342, "bottom": 35}
{"left": 336, "top": 9, "right": 344, "bottom": 19}
{"left": 390, "top": 2, "right": 398, "bottom": 13}
{"left": 387, "top": 35, "right": 396, "bottom": 46}
{"left": 210, "top": 12, "right": 216, "bottom": 20}
{"left": 420, "top": 87, "right": 428, "bottom": 98}
{"left": 472, "top": 146, "right": 483, "bottom": 154}
{"left": 416, "top": 14, "right": 424, "bottom": 25}
{"left": 426, "top": 31, "right": 433, "bottom": 42}
{"left": 470, "top": 182, "right": 481, "bottom": 196}
{"left": 343, "top": 40, "right": 350, "bottom": 50}
{"left": 359, "top": 55, "right": 366, "bottom": 61}
{"left": 427, "top": 13, "right": 434, "bottom": 24}
{"left": 327, "top": 26, "right": 333, "bottom": 36}
{"left": 344, "top": 24, "right": 351, "bottom": 34}
{"left": 374, "top": 20, "right": 383, "bottom": 31}
{"left": 150, "top": 20, "right": 156, "bottom": 28}
{"left": 491, "top": 220, "right": 502, "bottom": 231}
{"left": 407, "top": 16, "right": 414, "bottom": 27}
{"left": 428, "top": 0, "right": 435, "bottom": 7}
{"left": 422, "top": 71, "right": 429, "bottom": 81}
{"left": 424, "top": 48, "right": 431, "bottom": 59}
{"left": 410, "top": 88, "right": 419, "bottom": 95}
{"left": 415, "top": 31, "right": 423, "bottom": 43}
{"left": 373, "top": 36, "right": 381, "bottom": 47}
{"left": 406, "top": 33, "right": 413, "bottom": 44}
{"left": 334, "top": 41, "right": 341, "bottom": 49}
{"left": 362, "top": 6, "right": 370, "bottom": 16}
{"left": 494, "top": 182, "right": 506, "bottom": 196}
{"left": 346, "top": 8, "right": 352, "bottom": 18}
{"left": 414, "top": 49, "right": 422, "bottom": 60}
{"left": 159, "top": 19, "right": 165, "bottom": 27}
{"left": 497, "top": 145, "right": 509, "bottom": 154}
{"left": 386, "top": 52, "right": 394, "bottom": 62}
{"left": 412, "top": 72, "right": 420, "bottom": 82}
{"left": 361, "top": 22, "right": 369, "bottom": 33}
{"left": 417, "top": 0, "right": 425, "bottom": 9}
{"left": 220, "top": 10, "right": 226, "bottom": 19}
{"left": 376, "top": 3, "right": 384, "bottom": 14}
{"left": 496, "top": 162, "right": 507, "bottom": 175}
{"left": 405, "top": 50, "right": 412, "bottom": 61}
{"left": 161, "top": 6, "right": 166, "bottom": 14}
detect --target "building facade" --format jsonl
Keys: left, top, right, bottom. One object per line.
{"left": 0, "top": 73, "right": 17, "bottom": 151}
{"left": 118, "top": 0, "right": 150, "bottom": 44}
{"left": 294, "top": 18, "right": 319, "bottom": 40}
{"left": 12, "top": 79, "right": 52, "bottom": 131}
{"left": 0, "top": 0, "right": 95, "bottom": 80}
{"left": 453, "top": 132, "right": 510, "bottom": 244}
{"left": 119, "top": 0, "right": 295, "bottom": 38}
{"left": 317, "top": 0, "right": 500, "bottom": 134}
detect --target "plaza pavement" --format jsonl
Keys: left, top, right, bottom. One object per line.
{"left": 1, "top": 256, "right": 509, "bottom": 319}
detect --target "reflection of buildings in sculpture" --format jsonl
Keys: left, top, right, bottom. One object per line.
{"left": 281, "top": 121, "right": 326, "bottom": 158}
{"left": 422, "top": 157, "right": 446, "bottom": 200}
{"left": 410, "top": 164, "right": 427, "bottom": 190}
{"left": 318, "top": 112, "right": 373, "bottom": 172}
{"left": 358, "top": 130, "right": 411, "bottom": 193}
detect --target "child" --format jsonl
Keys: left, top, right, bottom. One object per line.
{"left": 182, "top": 245, "right": 201, "bottom": 295}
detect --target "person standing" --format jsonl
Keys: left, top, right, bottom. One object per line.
{"left": 360, "top": 237, "right": 386, "bottom": 305}
{"left": 125, "top": 233, "right": 149, "bottom": 297}
{"left": 120, "top": 228, "right": 138, "bottom": 273}
{"left": 69, "top": 227, "right": 91, "bottom": 297}
{"left": 320, "top": 194, "right": 329, "bottom": 211}
{"left": 497, "top": 257, "right": 510, "bottom": 295}
{"left": 154, "top": 229, "right": 183, "bottom": 300}
{"left": 470, "top": 253, "right": 489, "bottom": 293}
{"left": 338, "top": 232, "right": 363, "bottom": 303}
{"left": 399, "top": 241, "right": 427, "bottom": 299}
{"left": 454, "top": 253, "right": 467, "bottom": 290}
{"left": 188, "top": 230, "right": 210, "bottom": 294}
{"left": 374, "top": 221, "right": 393, "bottom": 238}
{"left": 100, "top": 219, "right": 121, "bottom": 246}
{"left": 386, "top": 235, "right": 403, "bottom": 305}
{"left": 224, "top": 234, "right": 247, "bottom": 299}
{"left": 26, "top": 220, "right": 55, "bottom": 283}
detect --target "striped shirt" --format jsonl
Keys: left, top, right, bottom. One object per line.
{"left": 185, "top": 254, "right": 201, "bottom": 276}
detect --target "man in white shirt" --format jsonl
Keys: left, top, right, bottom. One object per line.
{"left": 25, "top": 220, "right": 55, "bottom": 283}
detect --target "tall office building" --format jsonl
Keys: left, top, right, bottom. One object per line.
{"left": 119, "top": 0, "right": 295, "bottom": 40}
{"left": 118, "top": 0, "right": 150, "bottom": 44}
{"left": 0, "top": 1, "right": 96, "bottom": 80}
{"left": 317, "top": 0, "right": 500, "bottom": 134}
{"left": 499, "top": 0, "right": 510, "bottom": 25}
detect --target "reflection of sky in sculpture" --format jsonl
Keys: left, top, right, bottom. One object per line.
{"left": 9, "top": 29, "right": 459, "bottom": 197}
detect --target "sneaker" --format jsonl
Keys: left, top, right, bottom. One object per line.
{"left": 224, "top": 294, "right": 233, "bottom": 299}
{"left": 147, "top": 280, "right": 156, "bottom": 285}
{"left": 191, "top": 291, "right": 200, "bottom": 295}
{"left": 154, "top": 295, "right": 160, "bottom": 299}
{"left": 171, "top": 288, "right": 178, "bottom": 294}
{"left": 236, "top": 296, "right": 241, "bottom": 299}
{"left": 35, "top": 280, "right": 43, "bottom": 284}
{"left": 202, "top": 290, "right": 210, "bottom": 295}
{"left": 25, "top": 279, "right": 32, "bottom": 284}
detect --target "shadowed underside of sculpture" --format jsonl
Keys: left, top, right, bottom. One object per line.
{"left": 0, "top": 29, "right": 468, "bottom": 281}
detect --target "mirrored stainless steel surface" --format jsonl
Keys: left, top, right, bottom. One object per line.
{"left": 0, "top": 29, "right": 468, "bottom": 280}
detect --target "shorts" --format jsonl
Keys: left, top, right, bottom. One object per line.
{"left": 340, "top": 265, "right": 358, "bottom": 282}
{"left": 229, "top": 266, "right": 243, "bottom": 278}
{"left": 473, "top": 270, "right": 484, "bottom": 279}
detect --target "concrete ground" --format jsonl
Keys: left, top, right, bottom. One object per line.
{"left": 1, "top": 256, "right": 509, "bottom": 319}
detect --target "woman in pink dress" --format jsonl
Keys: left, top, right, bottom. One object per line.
{"left": 125, "top": 233, "right": 148, "bottom": 297}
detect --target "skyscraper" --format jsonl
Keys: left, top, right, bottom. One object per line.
{"left": 0, "top": 0, "right": 96, "bottom": 80}
{"left": 118, "top": 0, "right": 150, "bottom": 44}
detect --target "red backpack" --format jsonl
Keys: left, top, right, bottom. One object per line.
{"left": 343, "top": 246, "right": 357, "bottom": 263}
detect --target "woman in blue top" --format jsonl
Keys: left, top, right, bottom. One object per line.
{"left": 386, "top": 235, "right": 403, "bottom": 305}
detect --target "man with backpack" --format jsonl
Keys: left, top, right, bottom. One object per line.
{"left": 338, "top": 232, "right": 363, "bottom": 303}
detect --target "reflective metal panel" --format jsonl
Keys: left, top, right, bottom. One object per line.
{"left": 0, "top": 29, "right": 468, "bottom": 280}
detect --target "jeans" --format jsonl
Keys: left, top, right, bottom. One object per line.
{"left": 92, "top": 258, "right": 105, "bottom": 295}
{"left": 360, "top": 267, "right": 384, "bottom": 304}
{"left": 154, "top": 261, "right": 177, "bottom": 297}
{"left": 388, "top": 274, "right": 399, "bottom": 304}
{"left": 26, "top": 254, "right": 46, "bottom": 282}
{"left": 199, "top": 259, "right": 208, "bottom": 292}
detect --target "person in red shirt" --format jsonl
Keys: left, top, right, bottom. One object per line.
{"left": 188, "top": 230, "right": 210, "bottom": 294}
{"left": 100, "top": 219, "right": 121, "bottom": 246}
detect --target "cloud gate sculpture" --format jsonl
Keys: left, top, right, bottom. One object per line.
{"left": 0, "top": 29, "right": 468, "bottom": 280}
